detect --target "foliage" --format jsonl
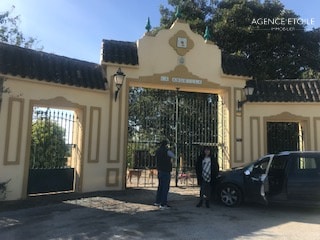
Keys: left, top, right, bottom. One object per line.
{"left": 0, "top": 179, "right": 11, "bottom": 200}
{"left": 129, "top": 88, "right": 176, "bottom": 144}
{"left": 158, "top": 0, "right": 215, "bottom": 37}
{"left": 30, "top": 117, "right": 68, "bottom": 169}
{"left": 0, "top": 6, "right": 42, "bottom": 108}
{"left": 158, "top": 0, "right": 320, "bottom": 80}
{"left": 212, "top": 0, "right": 320, "bottom": 80}
{"left": 0, "top": 77, "right": 10, "bottom": 111}
{"left": 0, "top": 6, "right": 42, "bottom": 49}
{"left": 128, "top": 88, "right": 176, "bottom": 168}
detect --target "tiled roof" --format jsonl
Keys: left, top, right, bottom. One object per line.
{"left": 0, "top": 42, "right": 106, "bottom": 90}
{"left": 221, "top": 53, "right": 251, "bottom": 77}
{"left": 4, "top": 41, "right": 317, "bottom": 103}
{"left": 101, "top": 40, "right": 138, "bottom": 65}
{"left": 249, "top": 79, "right": 320, "bottom": 102}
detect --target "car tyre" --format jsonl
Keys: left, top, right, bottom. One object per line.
{"left": 219, "top": 184, "right": 242, "bottom": 207}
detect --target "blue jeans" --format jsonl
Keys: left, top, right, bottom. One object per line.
{"left": 155, "top": 171, "right": 171, "bottom": 206}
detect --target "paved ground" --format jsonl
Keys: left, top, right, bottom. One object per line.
{"left": 0, "top": 187, "right": 319, "bottom": 240}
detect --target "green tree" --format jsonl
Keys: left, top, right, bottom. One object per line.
{"left": 159, "top": 0, "right": 215, "bottom": 36}
{"left": 30, "top": 117, "right": 68, "bottom": 169}
{"left": 159, "top": 0, "right": 320, "bottom": 80}
{"left": 0, "top": 6, "right": 41, "bottom": 49}
{"left": 0, "top": 6, "right": 42, "bottom": 109}
{"left": 212, "top": 0, "right": 320, "bottom": 80}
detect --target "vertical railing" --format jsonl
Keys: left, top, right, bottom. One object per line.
{"left": 175, "top": 88, "right": 179, "bottom": 186}
{"left": 31, "top": 107, "right": 75, "bottom": 169}
{"left": 127, "top": 88, "right": 225, "bottom": 188}
{"left": 267, "top": 122, "right": 300, "bottom": 153}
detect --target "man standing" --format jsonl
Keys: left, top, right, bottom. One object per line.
{"left": 154, "top": 140, "right": 175, "bottom": 210}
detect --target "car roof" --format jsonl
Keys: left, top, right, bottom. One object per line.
{"left": 277, "top": 151, "right": 320, "bottom": 156}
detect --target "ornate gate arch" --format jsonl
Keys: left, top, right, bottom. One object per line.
{"left": 23, "top": 97, "right": 86, "bottom": 196}
{"left": 126, "top": 87, "right": 228, "bottom": 188}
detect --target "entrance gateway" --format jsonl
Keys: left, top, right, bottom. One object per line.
{"left": 1, "top": 17, "right": 317, "bottom": 201}
{"left": 127, "top": 87, "right": 227, "bottom": 187}
{"left": 123, "top": 44, "right": 234, "bottom": 187}
{"left": 102, "top": 19, "right": 249, "bottom": 190}
{"left": 106, "top": 20, "right": 308, "bottom": 190}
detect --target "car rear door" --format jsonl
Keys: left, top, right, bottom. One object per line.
{"left": 287, "top": 153, "right": 320, "bottom": 202}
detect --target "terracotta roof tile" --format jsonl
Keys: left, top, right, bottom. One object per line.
{"left": 249, "top": 79, "right": 320, "bottom": 102}
{"left": 0, "top": 42, "right": 106, "bottom": 90}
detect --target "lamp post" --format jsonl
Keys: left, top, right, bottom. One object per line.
{"left": 237, "top": 83, "right": 255, "bottom": 110}
{"left": 113, "top": 68, "right": 126, "bottom": 102}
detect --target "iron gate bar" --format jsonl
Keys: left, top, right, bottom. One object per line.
{"left": 175, "top": 88, "right": 179, "bottom": 186}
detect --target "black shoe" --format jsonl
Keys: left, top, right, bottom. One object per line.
{"left": 196, "top": 200, "right": 203, "bottom": 207}
{"left": 205, "top": 200, "right": 210, "bottom": 208}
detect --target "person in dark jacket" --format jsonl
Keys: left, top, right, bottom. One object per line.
{"left": 195, "top": 146, "right": 219, "bottom": 208}
{"left": 154, "top": 140, "right": 175, "bottom": 210}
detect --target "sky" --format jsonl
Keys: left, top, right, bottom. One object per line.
{"left": 0, "top": 0, "right": 319, "bottom": 64}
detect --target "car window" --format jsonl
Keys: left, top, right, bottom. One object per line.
{"left": 290, "top": 156, "right": 320, "bottom": 176}
{"left": 251, "top": 157, "right": 270, "bottom": 174}
{"left": 297, "top": 157, "right": 318, "bottom": 170}
{"left": 269, "top": 155, "right": 288, "bottom": 171}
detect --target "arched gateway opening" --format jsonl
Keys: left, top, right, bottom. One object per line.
{"left": 126, "top": 86, "right": 228, "bottom": 188}
{"left": 24, "top": 97, "right": 85, "bottom": 197}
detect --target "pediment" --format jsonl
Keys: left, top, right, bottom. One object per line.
{"left": 266, "top": 111, "right": 307, "bottom": 121}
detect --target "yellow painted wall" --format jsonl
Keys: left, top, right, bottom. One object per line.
{"left": 237, "top": 102, "right": 320, "bottom": 167}
{"left": 0, "top": 76, "right": 127, "bottom": 200}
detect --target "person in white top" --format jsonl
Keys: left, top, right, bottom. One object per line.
{"left": 195, "top": 146, "right": 219, "bottom": 208}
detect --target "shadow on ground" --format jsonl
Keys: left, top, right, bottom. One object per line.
{"left": 0, "top": 187, "right": 320, "bottom": 240}
{"left": 0, "top": 187, "right": 197, "bottom": 212}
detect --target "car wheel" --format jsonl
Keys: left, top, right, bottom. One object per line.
{"left": 219, "top": 184, "right": 242, "bottom": 207}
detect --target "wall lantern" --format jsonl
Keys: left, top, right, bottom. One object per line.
{"left": 113, "top": 67, "right": 126, "bottom": 102}
{"left": 237, "top": 82, "right": 255, "bottom": 110}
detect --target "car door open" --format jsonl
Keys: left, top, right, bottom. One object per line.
{"left": 244, "top": 156, "right": 272, "bottom": 204}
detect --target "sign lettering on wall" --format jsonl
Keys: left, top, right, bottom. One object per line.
{"left": 160, "top": 76, "right": 203, "bottom": 85}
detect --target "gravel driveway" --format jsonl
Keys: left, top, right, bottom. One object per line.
{"left": 0, "top": 187, "right": 319, "bottom": 240}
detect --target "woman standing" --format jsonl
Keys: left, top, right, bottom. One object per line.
{"left": 195, "top": 146, "right": 219, "bottom": 208}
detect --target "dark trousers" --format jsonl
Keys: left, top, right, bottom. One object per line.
{"left": 200, "top": 181, "right": 212, "bottom": 200}
{"left": 155, "top": 171, "right": 171, "bottom": 206}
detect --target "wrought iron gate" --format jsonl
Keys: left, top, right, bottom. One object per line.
{"left": 27, "top": 107, "right": 76, "bottom": 194}
{"left": 127, "top": 88, "right": 227, "bottom": 187}
{"left": 267, "top": 122, "right": 303, "bottom": 154}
